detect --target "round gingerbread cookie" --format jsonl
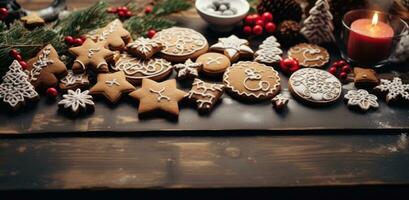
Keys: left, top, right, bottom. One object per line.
{"left": 288, "top": 43, "right": 330, "bottom": 68}
{"left": 223, "top": 61, "right": 281, "bottom": 101}
{"left": 153, "top": 27, "right": 209, "bottom": 62}
{"left": 196, "top": 52, "right": 230, "bottom": 76}
{"left": 112, "top": 54, "right": 173, "bottom": 85}
{"left": 288, "top": 68, "right": 342, "bottom": 105}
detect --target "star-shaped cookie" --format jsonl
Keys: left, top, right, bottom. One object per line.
{"left": 21, "top": 13, "right": 45, "bottom": 28}
{"left": 87, "top": 19, "right": 131, "bottom": 51}
{"left": 129, "top": 79, "right": 187, "bottom": 116}
{"left": 174, "top": 59, "right": 202, "bottom": 80}
{"left": 89, "top": 71, "right": 135, "bottom": 103}
{"left": 69, "top": 39, "right": 114, "bottom": 74}
{"left": 210, "top": 35, "right": 254, "bottom": 62}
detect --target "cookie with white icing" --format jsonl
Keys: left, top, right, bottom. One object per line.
{"left": 288, "top": 43, "right": 329, "bottom": 68}
{"left": 374, "top": 77, "right": 409, "bottom": 104}
{"left": 344, "top": 89, "right": 378, "bottom": 112}
{"left": 89, "top": 71, "right": 135, "bottom": 103}
{"left": 174, "top": 59, "right": 202, "bottom": 81}
{"left": 126, "top": 37, "right": 162, "bottom": 60}
{"left": 153, "top": 27, "right": 209, "bottom": 62}
{"left": 272, "top": 94, "right": 289, "bottom": 111}
{"left": 59, "top": 70, "right": 90, "bottom": 92}
{"left": 58, "top": 89, "right": 95, "bottom": 115}
{"left": 196, "top": 52, "right": 230, "bottom": 76}
{"left": 289, "top": 68, "right": 342, "bottom": 105}
{"left": 185, "top": 78, "right": 225, "bottom": 113}
{"left": 112, "top": 53, "right": 173, "bottom": 85}
{"left": 254, "top": 36, "right": 282, "bottom": 66}
{"left": 87, "top": 19, "right": 132, "bottom": 51}
{"left": 223, "top": 61, "right": 281, "bottom": 101}
{"left": 210, "top": 35, "right": 254, "bottom": 62}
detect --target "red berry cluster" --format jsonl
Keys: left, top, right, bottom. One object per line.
{"left": 146, "top": 29, "right": 157, "bottom": 39}
{"left": 243, "top": 12, "right": 276, "bottom": 36}
{"left": 64, "top": 36, "right": 86, "bottom": 46}
{"left": 328, "top": 60, "right": 351, "bottom": 80}
{"left": 279, "top": 57, "right": 300, "bottom": 75}
{"left": 9, "top": 49, "right": 28, "bottom": 70}
{"left": 107, "top": 6, "right": 133, "bottom": 18}
{"left": 0, "top": 7, "right": 8, "bottom": 20}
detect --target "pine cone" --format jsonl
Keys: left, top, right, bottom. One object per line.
{"left": 277, "top": 20, "right": 305, "bottom": 46}
{"left": 257, "top": 0, "right": 302, "bottom": 23}
{"left": 402, "top": 0, "right": 409, "bottom": 9}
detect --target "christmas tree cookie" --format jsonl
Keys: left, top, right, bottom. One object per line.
{"left": 301, "top": 0, "right": 335, "bottom": 44}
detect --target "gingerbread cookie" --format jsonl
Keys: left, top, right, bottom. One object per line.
{"left": 89, "top": 71, "right": 135, "bottom": 103}
{"left": 288, "top": 43, "right": 329, "bottom": 68}
{"left": 153, "top": 27, "right": 208, "bottom": 62}
{"left": 272, "top": 94, "right": 289, "bottom": 111}
{"left": 210, "top": 35, "right": 254, "bottom": 62}
{"left": 21, "top": 13, "right": 45, "bottom": 28}
{"left": 126, "top": 37, "right": 162, "bottom": 60}
{"left": 354, "top": 67, "right": 380, "bottom": 88}
{"left": 58, "top": 89, "right": 95, "bottom": 115}
{"left": 289, "top": 68, "right": 342, "bottom": 105}
{"left": 129, "top": 79, "right": 187, "bottom": 117}
{"left": 344, "top": 89, "right": 379, "bottom": 112}
{"left": 223, "top": 61, "right": 281, "bottom": 101}
{"left": 174, "top": 59, "right": 202, "bottom": 81}
{"left": 374, "top": 77, "right": 409, "bottom": 104}
{"left": 69, "top": 39, "right": 114, "bottom": 74}
{"left": 87, "top": 19, "right": 131, "bottom": 51}
{"left": 112, "top": 53, "right": 173, "bottom": 85}
{"left": 26, "top": 44, "right": 68, "bottom": 91}
{"left": 59, "top": 70, "right": 90, "bottom": 92}
{"left": 196, "top": 52, "right": 230, "bottom": 76}
{"left": 185, "top": 78, "right": 225, "bottom": 113}
{"left": 254, "top": 36, "right": 282, "bottom": 66}
{"left": 0, "top": 61, "right": 39, "bottom": 110}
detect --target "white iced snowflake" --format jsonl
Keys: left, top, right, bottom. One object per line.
{"left": 58, "top": 89, "right": 94, "bottom": 112}
{"left": 174, "top": 59, "right": 201, "bottom": 80}
{"left": 127, "top": 37, "right": 161, "bottom": 56}
{"left": 375, "top": 77, "right": 409, "bottom": 103}
{"left": 344, "top": 89, "right": 379, "bottom": 111}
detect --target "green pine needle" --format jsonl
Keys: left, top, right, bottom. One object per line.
{"left": 152, "top": 0, "right": 191, "bottom": 16}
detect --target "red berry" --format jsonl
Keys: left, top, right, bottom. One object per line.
{"left": 145, "top": 6, "right": 153, "bottom": 14}
{"left": 46, "top": 87, "right": 58, "bottom": 98}
{"left": 265, "top": 22, "right": 276, "bottom": 33}
{"left": 64, "top": 36, "right": 74, "bottom": 45}
{"left": 243, "top": 26, "right": 252, "bottom": 35}
{"left": 117, "top": 6, "right": 128, "bottom": 12}
{"left": 252, "top": 14, "right": 261, "bottom": 22}
{"left": 255, "top": 19, "right": 265, "bottom": 26}
{"left": 261, "top": 12, "right": 273, "bottom": 22}
{"left": 0, "top": 8, "right": 8, "bottom": 17}
{"left": 126, "top": 11, "right": 133, "bottom": 18}
{"left": 328, "top": 66, "right": 337, "bottom": 75}
{"left": 339, "top": 72, "right": 347, "bottom": 79}
{"left": 9, "top": 49, "right": 20, "bottom": 58}
{"left": 107, "top": 7, "right": 117, "bottom": 13}
{"left": 79, "top": 35, "right": 87, "bottom": 43}
{"left": 244, "top": 15, "right": 254, "bottom": 25}
{"left": 341, "top": 64, "right": 351, "bottom": 73}
{"left": 73, "top": 38, "right": 84, "bottom": 46}
{"left": 14, "top": 54, "right": 23, "bottom": 61}
{"left": 280, "top": 57, "right": 300, "bottom": 74}
{"left": 19, "top": 61, "right": 28, "bottom": 70}
{"left": 147, "top": 29, "right": 156, "bottom": 38}
{"left": 118, "top": 10, "right": 126, "bottom": 17}
{"left": 333, "top": 60, "right": 347, "bottom": 68}
{"left": 252, "top": 25, "right": 264, "bottom": 35}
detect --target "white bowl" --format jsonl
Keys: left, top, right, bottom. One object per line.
{"left": 195, "top": 0, "right": 250, "bottom": 32}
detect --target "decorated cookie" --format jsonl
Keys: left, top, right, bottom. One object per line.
{"left": 21, "top": 13, "right": 45, "bottom": 28}
{"left": 129, "top": 79, "right": 187, "bottom": 117}
{"left": 153, "top": 27, "right": 208, "bottom": 62}
{"left": 26, "top": 44, "right": 68, "bottom": 91}
{"left": 87, "top": 19, "right": 131, "bottom": 51}
{"left": 58, "top": 89, "right": 95, "bottom": 115}
{"left": 287, "top": 43, "right": 330, "bottom": 68}
{"left": 210, "top": 35, "right": 254, "bottom": 62}
{"left": 89, "top": 71, "right": 135, "bottom": 103}
{"left": 374, "top": 77, "right": 409, "bottom": 104}
{"left": 126, "top": 37, "right": 162, "bottom": 60}
{"left": 185, "top": 78, "right": 225, "bottom": 113}
{"left": 272, "top": 94, "right": 289, "bottom": 111}
{"left": 174, "top": 59, "right": 202, "bottom": 81}
{"left": 69, "top": 39, "right": 114, "bottom": 74}
{"left": 254, "top": 36, "right": 283, "bottom": 66}
{"left": 354, "top": 67, "right": 380, "bottom": 88}
{"left": 0, "top": 61, "right": 39, "bottom": 110}
{"left": 223, "top": 61, "right": 281, "bottom": 101}
{"left": 289, "top": 68, "right": 342, "bottom": 105}
{"left": 59, "top": 70, "right": 90, "bottom": 92}
{"left": 344, "top": 89, "right": 379, "bottom": 112}
{"left": 196, "top": 52, "right": 230, "bottom": 76}
{"left": 112, "top": 53, "right": 173, "bottom": 85}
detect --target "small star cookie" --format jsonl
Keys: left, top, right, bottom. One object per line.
{"left": 129, "top": 79, "right": 187, "bottom": 117}
{"left": 87, "top": 19, "right": 131, "bottom": 51}
{"left": 185, "top": 78, "right": 225, "bottom": 113}
{"left": 174, "top": 59, "right": 202, "bottom": 80}
{"left": 127, "top": 37, "right": 162, "bottom": 60}
{"left": 69, "top": 39, "right": 114, "bottom": 74}
{"left": 89, "top": 71, "right": 135, "bottom": 103}
{"left": 21, "top": 13, "right": 45, "bottom": 28}
{"left": 210, "top": 35, "right": 254, "bottom": 62}
{"left": 26, "top": 44, "right": 68, "bottom": 91}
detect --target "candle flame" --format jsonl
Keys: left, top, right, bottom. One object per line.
{"left": 372, "top": 12, "right": 379, "bottom": 27}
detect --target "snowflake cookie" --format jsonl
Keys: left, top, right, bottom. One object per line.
{"left": 126, "top": 37, "right": 163, "bottom": 60}
{"left": 58, "top": 89, "right": 95, "bottom": 115}
{"left": 374, "top": 77, "right": 409, "bottom": 104}
{"left": 174, "top": 59, "right": 202, "bottom": 80}
{"left": 344, "top": 89, "right": 379, "bottom": 112}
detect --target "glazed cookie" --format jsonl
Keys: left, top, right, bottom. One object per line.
{"left": 59, "top": 70, "right": 90, "bottom": 92}
{"left": 129, "top": 79, "right": 187, "bottom": 117}
{"left": 288, "top": 43, "right": 329, "bottom": 68}
{"left": 196, "top": 52, "right": 230, "bottom": 76}
{"left": 354, "top": 67, "right": 380, "bottom": 88}
{"left": 153, "top": 27, "right": 208, "bottom": 62}
{"left": 223, "top": 61, "right": 281, "bottom": 101}
{"left": 210, "top": 35, "right": 254, "bottom": 62}
{"left": 87, "top": 19, "right": 131, "bottom": 51}
{"left": 374, "top": 77, "right": 409, "bottom": 104}
{"left": 26, "top": 44, "right": 68, "bottom": 91}
{"left": 89, "top": 71, "right": 135, "bottom": 103}
{"left": 112, "top": 53, "right": 173, "bottom": 85}
{"left": 126, "top": 37, "right": 162, "bottom": 60}
{"left": 344, "top": 89, "right": 379, "bottom": 112}
{"left": 185, "top": 78, "right": 225, "bottom": 113}
{"left": 69, "top": 39, "right": 114, "bottom": 74}
{"left": 174, "top": 59, "right": 202, "bottom": 81}
{"left": 289, "top": 68, "right": 342, "bottom": 105}
{"left": 254, "top": 36, "right": 282, "bottom": 66}
{"left": 58, "top": 89, "right": 95, "bottom": 115}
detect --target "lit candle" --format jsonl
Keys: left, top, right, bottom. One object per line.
{"left": 347, "top": 12, "right": 394, "bottom": 64}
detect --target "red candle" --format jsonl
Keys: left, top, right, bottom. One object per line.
{"left": 347, "top": 13, "right": 394, "bottom": 64}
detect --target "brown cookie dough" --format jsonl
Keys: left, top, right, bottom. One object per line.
{"left": 89, "top": 71, "right": 135, "bottom": 103}
{"left": 196, "top": 52, "right": 230, "bottom": 76}
{"left": 126, "top": 37, "right": 162, "bottom": 60}
{"left": 87, "top": 19, "right": 131, "bottom": 51}
{"left": 288, "top": 43, "right": 330, "bottom": 68}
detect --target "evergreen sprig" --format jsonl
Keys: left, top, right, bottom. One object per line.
{"left": 152, "top": 0, "right": 191, "bottom": 16}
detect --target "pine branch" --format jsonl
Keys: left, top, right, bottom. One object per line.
{"left": 126, "top": 16, "right": 176, "bottom": 38}
{"left": 152, "top": 0, "right": 191, "bottom": 16}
